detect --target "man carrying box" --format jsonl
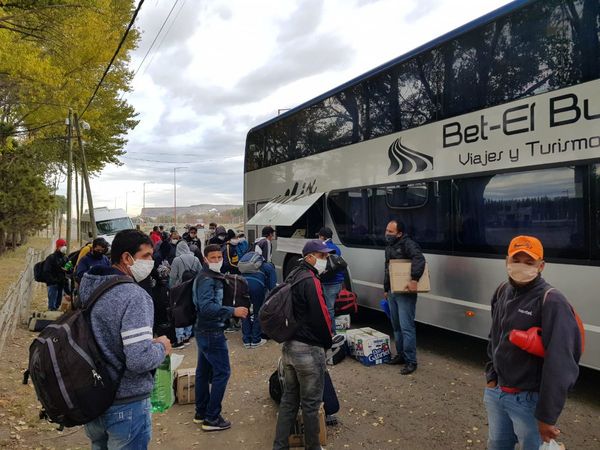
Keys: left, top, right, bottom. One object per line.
{"left": 383, "top": 220, "right": 425, "bottom": 375}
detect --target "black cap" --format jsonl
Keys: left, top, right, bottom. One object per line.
{"left": 170, "top": 226, "right": 177, "bottom": 233}
{"left": 317, "top": 227, "right": 333, "bottom": 239}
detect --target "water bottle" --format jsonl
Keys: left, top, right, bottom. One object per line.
{"left": 151, "top": 355, "right": 174, "bottom": 413}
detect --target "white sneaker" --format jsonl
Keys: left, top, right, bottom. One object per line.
{"left": 251, "top": 339, "right": 267, "bottom": 348}
{"left": 243, "top": 343, "right": 253, "bottom": 349}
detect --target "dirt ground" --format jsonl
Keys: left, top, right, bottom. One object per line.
{"left": 0, "top": 306, "right": 599, "bottom": 450}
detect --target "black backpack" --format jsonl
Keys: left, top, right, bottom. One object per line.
{"left": 34, "top": 260, "right": 47, "bottom": 283}
{"left": 223, "top": 274, "right": 251, "bottom": 309}
{"left": 24, "top": 276, "right": 133, "bottom": 428}
{"left": 170, "top": 270, "right": 225, "bottom": 328}
{"left": 259, "top": 270, "right": 311, "bottom": 343}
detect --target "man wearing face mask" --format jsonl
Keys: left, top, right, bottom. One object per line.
{"left": 75, "top": 237, "right": 110, "bottom": 284}
{"left": 192, "top": 244, "right": 249, "bottom": 432}
{"left": 208, "top": 225, "right": 228, "bottom": 246}
{"left": 78, "top": 229, "right": 172, "bottom": 449}
{"left": 383, "top": 220, "right": 425, "bottom": 375}
{"left": 484, "top": 236, "right": 581, "bottom": 450}
{"left": 42, "top": 238, "right": 70, "bottom": 311}
{"left": 273, "top": 240, "right": 333, "bottom": 450}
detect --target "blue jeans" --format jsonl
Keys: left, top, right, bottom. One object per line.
{"left": 175, "top": 325, "right": 193, "bottom": 343}
{"left": 484, "top": 386, "right": 542, "bottom": 450}
{"left": 84, "top": 398, "right": 152, "bottom": 450}
{"left": 387, "top": 292, "right": 417, "bottom": 364}
{"left": 273, "top": 341, "right": 326, "bottom": 450}
{"left": 195, "top": 330, "right": 231, "bottom": 421}
{"left": 47, "top": 284, "right": 63, "bottom": 311}
{"left": 322, "top": 282, "right": 342, "bottom": 334}
{"left": 242, "top": 295, "right": 265, "bottom": 345}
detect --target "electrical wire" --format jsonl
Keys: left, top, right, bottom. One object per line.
{"left": 132, "top": 0, "right": 180, "bottom": 77}
{"left": 122, "top": 155, "right": 242, "bottom": 164}
{"left": 80, "top": 0, "right": 146, "bottom": 118}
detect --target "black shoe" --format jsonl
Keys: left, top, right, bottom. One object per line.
{"left": 172, "top": 342, "right": 184, "bottom": 349}
{"left": 400, "top": 363, "right": 417, "bottom": 375}
{"left": 193, "top": 413, "right": 204, "bottom": 424}
{"left": 202, "top": 415, "right": 231, "bottom": 432}
{"left": 385, "top": 354, "right": 405, "bottom": 365}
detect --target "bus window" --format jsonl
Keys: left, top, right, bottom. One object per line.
{"left": 454, "top": 166, "right": 586, "bottom": 258}
{"left": 328, "top": 189, "right": 372, "bottom": 246}
{"left": 594, "top": 164, "right": 600, "bottom": 253}
{"left": 371, "top": 181, "right": 451, "bottom": 249}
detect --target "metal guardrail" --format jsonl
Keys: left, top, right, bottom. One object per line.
{"left": 0, "top": 244, "right": 52, "bottom": 355}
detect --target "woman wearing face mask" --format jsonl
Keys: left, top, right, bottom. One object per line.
{"left": 484, "top": 236, "right": 582, "bottom": 450}
{"left": 41, "top": 238, "right": 71, "bottom": 311}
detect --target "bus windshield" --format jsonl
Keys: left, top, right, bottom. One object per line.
{"left": 96, "top": 218, "right": 133, "bottom": 236}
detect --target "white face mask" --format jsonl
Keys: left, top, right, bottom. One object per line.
{"left": 313, "top": 257, "right": 328, "bottom": 275}
{"left": 218, "top": 235, "right": 226, "bottom": 241}
{"left": 130, "top": 258, "right": 154, "bottom": 282}
{"left": 239, "top": 237, "right": 246, "bottom": 242}
{"left": 171, "top": 239, "right": 179, "bottom": 245}
{"left": 507, "top": 262, "right": 539, "bottom": 284}
{"left": 208, "top": 260, "right": 223, "bottom": 273}
{"left": 59, "top": 246, "right": 67, "bottom": 254}
{"left": 230, "top": 238, "right": 239, "bottom": 246}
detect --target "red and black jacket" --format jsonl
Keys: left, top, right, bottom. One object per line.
{"left": 287, "top": 261, "right": 333, "bottom": 350}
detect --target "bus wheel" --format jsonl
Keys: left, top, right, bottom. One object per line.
{"left": 283, "top": 253, "right": 302, "bottom": 279}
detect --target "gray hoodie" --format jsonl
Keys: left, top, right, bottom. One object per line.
{"left": 79, "top": 266, "right": 166, "bottom": 402}
{"left": 169, "top": 241, "right": 201, "bottom": 287}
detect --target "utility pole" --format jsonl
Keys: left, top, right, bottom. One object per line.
{"left": 173, "top": 167, "right": 185, "bottom": 227}
{"left": 74, "top": 113, "right": 97, "bottom": 239}
{"left": 66, "top": 109, "right": 73, "bottom": 252}
{"left": 74, "top": 159, "right": 80, "bottom": 245}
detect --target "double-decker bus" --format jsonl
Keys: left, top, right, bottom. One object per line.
{"left": 243, "top": 0, "right": 600, "bottom": 370}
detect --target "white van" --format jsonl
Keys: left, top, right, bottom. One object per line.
{"left": 81, "top": 207, "right": 134, "bottom": 245}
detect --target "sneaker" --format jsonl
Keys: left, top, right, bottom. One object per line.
{"left": 202, "top": 415, "right": 231, "bottom": 432}
{"left": 243, "top": 342, "right": 253, "bottom": 349}
{"left": 251, "top": 339, "right": 267, "bottom": 348}
{"left": 224, "top": 327, "right": 237, "bottom": 333}
{"left": 385, "top": 354, "right": 405, "bottom": 365}
{"left": 172, "top": 342, "right": 184, "bottom": 349}
{"left": 400, "top": 363, "right": 417, "bottom": 375}
{"left": 193, "top": 413, "right": 204, "bottom": 424}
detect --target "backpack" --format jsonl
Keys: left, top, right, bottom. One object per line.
{"left": 34, "top": 260, "right": 46, "bottom": 283}
{"left": 24, "top": 276, "right": 133, "bottom": 428}
{"left": 326, "top": 334, "right": 347, "bottom": 365}
{"left": 259, "top": 270, "right": 312, "bottom": 343}
{"left": 223, "top": 274, "right": 251, "bottom": 308}
{"left": 238, "top": 251, "right": 264, "bottom": 274}
{"left": 170, "top": 270, "right": 225, "bottom": 328}
{"left": 335, "top": 289, "right": 358, "bottom": 316}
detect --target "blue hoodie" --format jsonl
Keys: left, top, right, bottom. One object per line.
{"left": 79, "top": 265, "right": 166, "bottom": 402}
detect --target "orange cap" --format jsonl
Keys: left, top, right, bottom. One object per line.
{"left": 508, "top": 235, "right": 543, "bottom": 260}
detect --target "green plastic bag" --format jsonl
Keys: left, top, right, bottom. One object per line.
{"left": 151, "top": 355, "right": 174, "bottom": 413}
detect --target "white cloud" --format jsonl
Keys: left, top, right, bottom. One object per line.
{"left": 60, "top": 0, "right": 513, "bottom": 215}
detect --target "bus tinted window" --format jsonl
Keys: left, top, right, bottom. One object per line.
{"left": 594, "top": 164, "right": 600, "bottom": 251}
{"left": 245, "top": 0, "right": 599, "bottom": 172}
{"left": 454, "top": 166, "right": 586, "bottom": 257}
{"left": 328, "top": 189, "right": 372, "bottom": 246}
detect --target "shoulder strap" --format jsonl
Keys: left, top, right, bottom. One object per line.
{"left": 83, "top": 276, "right": 134, "bottom": 313}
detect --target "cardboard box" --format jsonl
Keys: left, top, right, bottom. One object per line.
{"left": 334, "top": 314, "right": 351, "bottom": 330}
{"left": 346, "top": 327, "right": 391, "bottom": 366}
{"left": 389, "top": 259, "right": 430, "bottom": 293}
{"left": 288, "top": 404, "right": 327, "bottom": 448}
{"left": 175, "top": 367, "right": 196, "bottom": 405}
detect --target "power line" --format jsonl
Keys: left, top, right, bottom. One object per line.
{"left": 133, "top": 0, "right": 180, "bottom": 77}
{"left": 122, "top": 155, "right": 242, "bottom": 164}
{"left": 140, "top": 0, "right": 187, "bottom": 78}
{"left": 80, "top": 0, "right": 146, "bottom": 118}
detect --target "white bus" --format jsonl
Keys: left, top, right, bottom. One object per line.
{"left": 243, "top": 0, "right": 600, "bottom": 370}
{"left": 81, "top": 207, "right": 134, "bottom": 245}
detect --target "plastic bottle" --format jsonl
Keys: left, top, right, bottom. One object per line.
{"left": 151, "top": 355, "right": 174, "bottom": 413}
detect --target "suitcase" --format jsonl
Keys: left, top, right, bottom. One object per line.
{"left": 335, "top": 289, "right": 358, "bottom": 316}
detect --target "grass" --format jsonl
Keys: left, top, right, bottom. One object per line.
{"left": 0, "top": 236, "right": 51, "bottom": 300}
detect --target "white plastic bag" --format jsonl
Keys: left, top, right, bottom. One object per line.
{"left": 539, "top": 440, "right": 564, "bottom": 450}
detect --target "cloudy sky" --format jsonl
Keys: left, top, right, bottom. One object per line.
{"left": 80, "top": 0, "right": 513, "bottom": 215}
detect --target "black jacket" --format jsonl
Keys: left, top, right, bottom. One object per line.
{"left": 43, "top": 250, "right": 68, "bottom": 286}
{"left": 287, "top": 261, "right": 333, "bottom": 349}
{"left": 485, "top": 276, "right": 581, "bottom": 425}
{"left": 383, "top": 234, "right": 425, "bottom": 292}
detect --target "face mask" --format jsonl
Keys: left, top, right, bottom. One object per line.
{"left": 313, "top": 257, "right": 328, "bottom": 274}
{"left": 218, "top": 235, "right": 226, "bottom": 241}
{"left": 130, "top": 258, "right": 154, "bottom": 282}
{"left": 507, "top": 262, "right": 540, "bottom": 284}
{"left": 208, "top": 260, "right": 223, "bottom": 272}
{"left": 239, "top": 237, "right": 246, "bottom": 242}
{"left": 384, "top": 234, "right": 397, "bottom": 245}
{"left": 92, "top": 251, "right": 104, "bottom": 258}
{"left": 171, "top": 239, "right": 179, "bottom": 245}
{"left": 230, "top": 238, "right": 239, "bottom": 246}
{"left": 59, "top": 246, "right": 67, "bottom": 254}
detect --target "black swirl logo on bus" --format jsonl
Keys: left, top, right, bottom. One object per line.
{"left": 387, "top": 138, "right": 434, "bottom": 175}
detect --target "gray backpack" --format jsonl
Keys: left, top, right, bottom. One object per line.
{"left": 238, "top": 251, "right": 264, "bottom": 274}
